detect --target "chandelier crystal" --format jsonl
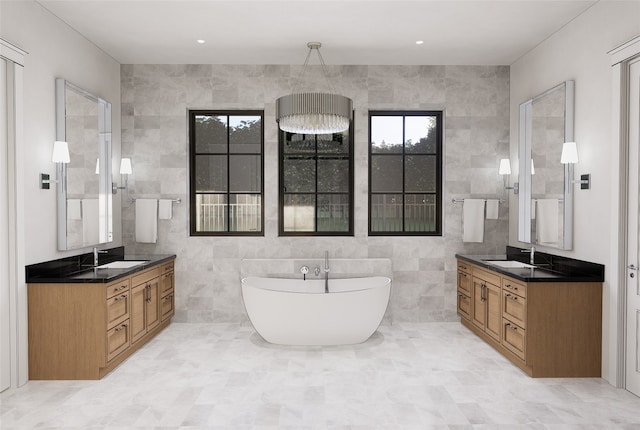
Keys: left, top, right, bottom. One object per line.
{"left": 276, "top": 42, "right": 353, "bottom": 134}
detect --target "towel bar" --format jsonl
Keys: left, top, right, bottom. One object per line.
{"left": 451, "top": 198, "right": 505, "bottom": 204}
{"left": 129, "top": 197, "right": 181, "bottom": 204}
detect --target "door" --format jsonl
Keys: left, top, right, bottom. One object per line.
{"left": 0, "top": 55, "right": 10, "bottom": 392}
{"left": 626, "top": 57, "right": 640, "bottom": 397}
{"left": 472, "top": 277, "right": 486, "bottom": 330}
{"left": 130, "top": 283, "right": 147, "bottom": 344}
{"left": 485, "top": 282, "right": 502, "bottom": 342}
{"left": 146, "top": 277, "right": 160, "bottom": 331}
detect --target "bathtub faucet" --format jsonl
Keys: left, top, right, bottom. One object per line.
{"left": 324, "top": 251, "right": 330, "bottom": 293}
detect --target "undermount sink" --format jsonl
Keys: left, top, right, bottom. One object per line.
{"left": 97, "top": 260, "right": 147, "bottom": 269}
{"left": 484, "top": 260, "right": 536, "bottom": 269}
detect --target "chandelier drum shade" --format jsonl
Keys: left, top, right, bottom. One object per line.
{"left": 276, "top": 42, "right": 353, "bottom": 134}
{"left": 276, "top": 93, "right": 352, "bottom": 134}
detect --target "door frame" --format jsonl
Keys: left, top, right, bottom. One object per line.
{"left": 0, "top": 39, "right": 27, "bottom": 390}
{"left": 610, "top": 35, "right": 640, "bottom": 390}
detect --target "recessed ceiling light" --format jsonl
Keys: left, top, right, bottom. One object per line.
{"left": 415, "top": 40, "right": 424, "bottom": 45}
{"left": 197, "top": 39, "right": 205, "bottom": 44}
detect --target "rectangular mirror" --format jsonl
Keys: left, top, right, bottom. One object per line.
{"left": 518, "top": 80, "right": 574, "bottom": 250}
{"left": 56, "top": 78, "right": 113, "bottom": 250}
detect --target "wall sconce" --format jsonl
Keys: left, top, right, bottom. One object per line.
{"left": 499, "top": 158, "right": 519, "bottom": 194}
{"left": 112, "top": 158, "right": 132, "bottom": 194}
{"left": 41, "top": 141, "right": 70, "bottom": 189}
{"left": 560, "top": 141, "right": 591, "bottom": 189}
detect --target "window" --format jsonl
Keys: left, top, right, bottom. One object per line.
{"left": 279, "top": 126, "right": 354, "bottom": 235}
{"left": 369, "top": 111, "right": 443, "bottom": 235}
{"left": 189, "top": 110, "right": 264, "bottom": 235}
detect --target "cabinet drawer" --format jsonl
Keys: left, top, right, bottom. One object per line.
{"left": 472, "top": 267, "right": 501, "bottom": 288}
{"left": 161, "top": 292, "right": 174, "bottom": 322}
{"left": 502, "top": 277, "right": 526, "bottom": 298}
{"left": 160, "top": 271, "right": 174, "bottom": 295}
{"left": 161, "top": 261, "right": 174, "bottom": 274}
{"left": 106, "top": 291, "right": 130, "bottom": 329}
{"left": 131, "top": 267, "right": 161, "bottom": 287}
{"left": 457, "top": 292, "right": 471, "bottom": 320}
{"left": 106, "top": 320, "right": 130, "bottom": 362}
{"left": 457, "top": 260, "right": 471, "bottom": 275}
{"left": 457, "top": 270, "right": 471, "bottom": 295}
{"left": 502, "top": 319, "right": 526, "bottom": 360}
{"left": 105, "top": 279, "right": 129, "bottom": 299}
{"left": 503, "top": 290, "right": 526, "bottom": 328}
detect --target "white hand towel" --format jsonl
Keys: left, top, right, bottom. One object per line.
{"left": 485, "top": 199, "right": 499, "bottom": 220}
{"left": 536, "top": 198, "right": 559, "bottom": 244}
{"left": 135, "top": 199, "right": 158, "bottom": 243}
{"left": 67, "top": 199, "right": 82, "bottom": 220}
{"left": 463, "top": 199, "right": 485, "bottom": 243}
{"left": 81, "top": 199, "right": 99, "bottom": 246}
{"left": 158, "top": 199, "right": 173, "bottom": 220}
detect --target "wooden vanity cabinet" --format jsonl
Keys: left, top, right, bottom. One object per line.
{"left": 28, "top": 259, "right": 175, "bottom": 380}
{"left": 456, "top": 258, "right": 602, "bottom": 377}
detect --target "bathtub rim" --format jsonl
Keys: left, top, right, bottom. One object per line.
{"left": 241, "top": 275, "right": 391, "bottom": 294}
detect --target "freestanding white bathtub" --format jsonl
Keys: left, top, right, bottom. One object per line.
{"left": 241, "top": 276, "right": 391, "bottom": 346}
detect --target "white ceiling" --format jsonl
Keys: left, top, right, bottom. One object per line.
{"left": 36, "top": 0, "right": 598, "bottom": 65}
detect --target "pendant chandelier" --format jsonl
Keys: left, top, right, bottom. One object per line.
{"left": 276, "top": 42, "right": 353, "bottom": 134}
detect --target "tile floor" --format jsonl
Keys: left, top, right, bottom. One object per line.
{"left": 2, "top": 322, "right": 640, "bottom": 429}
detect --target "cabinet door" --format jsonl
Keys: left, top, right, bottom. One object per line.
{"left": 160, "top": 271, "right": 174, "bottom": 295}
{"left": 485, "top": 282, "right": 502, "bottom": 342}
{"left": 146, "top": 277, "right": 160, "bottom": 332}
{"left": 502, "top": 319, "right": 526, "bottom": 360}
{"left": 472, "top": 277, "right": 486, "bottom": 330}
{"left": 457, "top": 292, "right": 471, "bottom": 320}
{"left": 503, "top": 291, "right": 526, "bottom": 328}
{"left": 161, "top": 292, "right": 175, "bottom": 322}
{"left": 106, "top": 320, "right": 130, "bottom": 362}
{"left": 131, "top": 283, "right": 147, "bottom": 344}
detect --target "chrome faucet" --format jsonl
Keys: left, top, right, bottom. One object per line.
{"left": 521, "top": 246, "right": 535, "bottom": 265}
{"left": 93, "top": 247, "right": 108, "bottom": 266}
{"left": 324, "top": 250, "right": 330, "bottom": 293}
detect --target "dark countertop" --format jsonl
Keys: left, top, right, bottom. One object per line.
{"left": 26, "top": 246, "right": 176, "bottom": 284}
{"left": 456, "top": 247, "right": 605, "bottom": 283}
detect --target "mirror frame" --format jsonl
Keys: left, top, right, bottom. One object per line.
{"left": 55, "top": 78, "right": 113, "bottom": 250}
{"left": 518, "top": 80, "right": 574, "bottom": 250}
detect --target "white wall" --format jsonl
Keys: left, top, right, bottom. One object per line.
{"left": 0, "top": 1, "right": 122, "bottom": 265}
{"left": 509, "top": 1, "right": 640, "bottom": 384}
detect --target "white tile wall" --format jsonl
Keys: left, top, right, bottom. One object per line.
{"left": 121, "top": 64, "right": 510, "bottom": 323}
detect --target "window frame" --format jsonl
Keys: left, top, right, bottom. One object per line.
{"left": 278, "top": 122, "right": 355, "bottom": 236}
{"left": 188, "top": 109, "right": 265, "bottom": 236}
{"left": 368, "top": 110, "right": 443, "bottom": 236}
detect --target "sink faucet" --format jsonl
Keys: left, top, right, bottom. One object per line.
{"left": 93, "top": 247, "right": 108, "bottom": 266}
{"left": 521, "top": 246, "right": 535, "bottom": 265}
{"left": 324, "top": 250, "right": 330, "bottom": 293}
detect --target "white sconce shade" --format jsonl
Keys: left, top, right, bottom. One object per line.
{"left": 499, "top": 158, "right": 511, "bottom": 175}
{"left": 561, "top": 141, "right": 579, "bottom": 164}
{"left": 52, "top": 141, "right": 70, "bottom": 163}
{"left": 119, "top": 158, "right": 132, "bottom": 175}
{"left": 95, "top": 158, "right": 100, "bottom": 174}
{"left": 113, "top": 158, "right": 132, "bottom": 194}
{"left": 531, "top": 158, "right": 535, "bottom": 175}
